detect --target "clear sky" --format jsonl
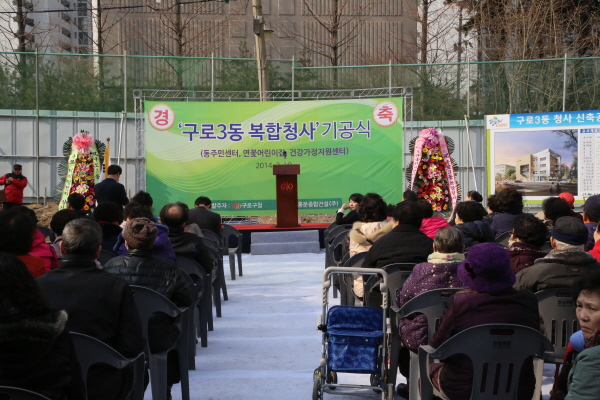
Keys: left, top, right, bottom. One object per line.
{"left": 494, "top": 129, "right": 576, "bottom": 165}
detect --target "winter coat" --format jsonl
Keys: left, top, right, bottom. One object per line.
{"left": 566, "top": 342, "right": 600, "bottom": 400}
{"left": 585, "top": 222, "right": 597, "bottom": 251}
{"left": 0, "top": 172, "right": 27, "bottom": 203}
{"left": 30, "top": 229, "right": 59, "bottom": 272}
{"left": 396, "top": 253, "right": 465, "bottom": 350}
{"left": 114, "top": 223, "right": 177, "bottom": 263}
{"left": 16, "top": 254, "right": 46, "bottom": 278}
{"left": 454, "top": 221, "right": 495, "bottom": 251}
{"left": 94, "top": 177, "right": 128, "bottom": 206}
{"left": 348, "top": 220, "right": 392, "bottom": 257}
{"left": 362, "top": 224, "right": 433, "bottom": 270}
{"left": 430, "top": 288, "right": 540, "bottom": 400}
{"left": 420, "top": 216, "right": 451, "bottom": 239}
{"left": 335, "top": 209, "right": 359, "bottom": 225}
{"left": 490, "top": 211, "right": 523, "bottom": 238}
{"left": 589, "top": 241, "right": 600, "bottom": 262}
{"left": 188, "top": 207, "right": 222, "bottom": 237}
{"left": 514, "top": 250, "right": 600, "bottom": 293}
{"left": 98, "top": 222, "right": 123, "bottom": 255}
{"left": 0, "top": 310, "right": 85, "bottom": 400}
{"left": 37, "top": 254, "right": 144, "bottom": 400}
{"left": 104, "top": 249, "right": 192, "bottom": 353}
{"left": 507, "top": 241, "right": 546, "bottom": 273}
{"left": 167, "top": 226, "right": 215, "bottom": 275}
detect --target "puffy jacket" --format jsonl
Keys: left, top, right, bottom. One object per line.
{"left": 454, "top": 221, "right": 495, "bottom": 251}
{"left": 0, "top": 172, "right": 27, "bottom": 203}
{"left": 420, "top": 216, "right": 451, "bottom": 239}
{"left": 114, "top": 223, "right": 177, "bottom": 263}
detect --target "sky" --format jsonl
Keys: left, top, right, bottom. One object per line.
{"left": 159, "top": 251, "right": 556, "bottom": 400}
{"left": 494, "top": 130, "right": 577, "bottom": 166}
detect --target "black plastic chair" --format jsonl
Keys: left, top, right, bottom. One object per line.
{"left": 70, "top": 332, "right": 145, "bottom": 400}
{"left": 36, "top": 226, "right": 56, "bottom": 243}
{"left": 129, "top": 286, "right": 190, "bottom": 400}
{"left": 179, "top": 271, "right": 202, "bottom": 367}
{"left": 177, "top": 257, "right": 210, "bottom": 346}
{"left": 0, "top": 387, "right": 51, "bottom": 400}
{"left": 201, "top": 237, "right": 226, "bottom": 317}
{"left": 339, "top": 251, "right": 368, "bottom": 306}
{"left": 98, "top": 249, "right": 117, "bottom": 266}
{"left": 222, "top": 224, "right": 243, "bottom": 279}
{"left": 494, "top": 231, "right": 511, "bottom": 247}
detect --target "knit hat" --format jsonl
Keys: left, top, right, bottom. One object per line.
{"left": 558, "top": 192, "right": 575, "bottom": 208}
{"left": 550, "top": 216, "right": 588, "bottom": 245}
{"left": 13, "top": 164, "right": 22, "bottom": 170}
{"left": 584, "top": 195, "right": 600, "bottom": 220}
{"left": 457, "top": 243, "right": 515, "bottom": 293}
{"left": 123, "top": 217, "right": 157, "bottom": 250}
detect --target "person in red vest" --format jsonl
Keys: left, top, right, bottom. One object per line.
{"left": 0, "top": 164, "right": 27, "bottom": 210}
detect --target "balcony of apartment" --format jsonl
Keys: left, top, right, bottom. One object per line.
{"left": 12, "top": 0, "right": 33, "bottom": 10}
{"left": 61, "top": 12, "right": 71, "bottom": 22}
{"left": 62, "top": 27, "right": 71, "bottom": 38}
{"left": 61, "top": 0, "right": 70, "bottom": 7}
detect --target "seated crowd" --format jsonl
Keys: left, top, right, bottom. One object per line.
{"left": 2, "top": 182, "right": 600, "bottom": 400}
{"left": 334, "top": 188, "right": 600, "bottom": 400}
{"left": 0, "top": 183, "right": 224, "bottom": 400}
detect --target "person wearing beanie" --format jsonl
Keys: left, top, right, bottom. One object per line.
{"left": 582, "top": 194, "right": 600, "bottom": 251}
{"left": 428, "top": 243, "right": 540, "bottom": 400}
{"left": 104, "top": 218, "right": 192, "bottom": 399}
{"left": 515, "top": 216, "right": 600, "bottom": 293}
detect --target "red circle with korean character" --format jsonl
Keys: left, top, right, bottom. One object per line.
{"left": 372, "top": 101, "right": 399, "bottom": 128}
{"left": 148, "top": 104, "right": 176, "bottom": 131}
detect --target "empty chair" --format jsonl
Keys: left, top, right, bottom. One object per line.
{"left": 494, "top": 231, "right": 511, "bottom": 247}
{"left": 339, "top": 251, "right": 368, "bottom": 306}
{"left": 179, "top": 271, "right": 202, "bottom": 368}
{"left": 200, "top": 229, "right": 222, "bottom": 247}
{"left": 200, "top": 237, "right": 226, "bottom": 316}
{"left": 70, "top": 332, "right": 145, "bottom": 400}
{"left": 0, "top": 387, "right": 51, "bottom": 400}
{"left": 222, "top": 224, "right": 243, "bottom": 279}
{"left": 535, "top": 288, "right": 579, "bottom": 364}
{"left": 130, "top": 286, "right": 190, "bottom": 400}
{"left": 177, "top": 256, "right": 212, "bottom": 337}
{"left": 418, "top": 324, "right": 553, "bottom": 400}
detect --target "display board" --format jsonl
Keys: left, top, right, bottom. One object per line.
{"left": 145, "top": 98, "right": 404, "bottom": 215}
{"left": 487, "top": 110, "right": 600, "bottom": 203}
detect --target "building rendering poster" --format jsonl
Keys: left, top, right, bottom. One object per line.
{"left": 487, "top": 110, "right": 600, "bottom": 203}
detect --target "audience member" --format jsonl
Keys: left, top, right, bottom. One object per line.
{"left": 348, "top": 193, "right": 391, "bottom": 298}
{"left": 417, "top": 199, "right": 450, "bottom": 239}
{"left": 0, "top": 252, "right": 85, "bottom": 399}
{"left": 11, "top": 206, "right": 59, "bottom": 271}
{"left": 131, "top": 191, "right": 155, "bottom": 214}
{"left": 429, "top": 243, "right": 540, "bottom": 400}
{"left": 0, "top": 208, "right": 47, "bottom": 277}
{"left": 582, "top": 194, "right": 600, "bottom": 251}
{"left": 453, "top": 201, "right": 494, "bottom": 251}
{"left": 515, "top": 216, "right": 600, "bottom": 292}
{"left": 66, "top": 193, "right": 94, "bottom": 220}
{"left": 507, "top": 213, "right": 548, "bottom": 273}
{"left": 94, "top": 165, "right": 129, "bottom": 206}
{"left": 394, "top": 227, "right": 466, "bottom": 398}
{"left": 590, "top": 224, "right": 600, "bottom": 263}
{"left": 37, "top": 219, "right": 144, "bottom": 400}
{"left": 0, "top": 164, "right": 27, "bottom": 210}
{"left": 558, "top": 192, "right": 583, "bottom": 221}
{"left": 564, "top": 271, "right": 600, "bottom": 400}
{"left": 49, "top": 209, "right": 80, "bottom": 261}
{"left": 362, "top": 201, "right": 433, "bottom": 270}
{"left": 466, "top": 190, "right": 483, "bottom": 203}
{"left": 490, "top": 188, "right": 524, "bottom": 238}
{"left": 335, "top": 193, "right": 363, "bottom": 225}
{"left": 93, "top": 201, "right": 124, "bottom": 254}
{"left": 402, "top": 190, "right": 418, "bottom": 203}
{"left": 105, "top": 218, "right": 192, "bottom": 398}
{"left": 188, "top": 196, "right": 222, "bottom": 237}
{"left": 114, "top": 202, "right": 176, "bottom": 262}
{"left": 160, "top": 202, "right": 214, "bottom": 274}
{"left": 542, "top": 196, "right": 573, "bottom": 230}
{"left": 482, "top": 193, "right": 500, "bottom": 225}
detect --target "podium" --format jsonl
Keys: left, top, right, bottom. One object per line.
{"left": 273, "top": 164, "right": 300, "bottom": 228}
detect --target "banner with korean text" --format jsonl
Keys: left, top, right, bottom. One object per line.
{"left": 145, "top": 98, "right": 404, "bottom": 215}
{"left": 487, "top": 110, "right": 600, "bottom": 204}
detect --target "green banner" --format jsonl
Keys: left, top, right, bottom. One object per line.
{"left": 145, "top": 98, "right": 404, "bottom": 215}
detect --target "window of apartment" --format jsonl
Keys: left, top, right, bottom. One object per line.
{"left": 541, "top": 164, "right": 546, "bottom": 167}
{"left": 540, "top": 157, "right": 547, "bottom": 161}
{"left": 77, "top": 2, "right": 88, "bottom": 16}
{"left": 78, "top": 32, "right": 88, "bottom": 45}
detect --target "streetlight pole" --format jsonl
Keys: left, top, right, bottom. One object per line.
{"left": 252, "top": 0, "right": 269, "bottom": 100}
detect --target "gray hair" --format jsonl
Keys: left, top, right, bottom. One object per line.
{"left": 62, "top": 218, "right": 102, "bottom": 256}
{"left": 433, "top": 226, "right": 465, "bottom": 253}
{"left": 553, "top": 239, "right": 586, "bottom": 252}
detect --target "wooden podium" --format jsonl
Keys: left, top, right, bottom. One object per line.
{"left": 273, "top": 164, "right": 300, "bottom": 228}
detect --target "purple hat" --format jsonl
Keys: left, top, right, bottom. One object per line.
{"left": 458, "top": 243, "right": 515, "bottom": 293}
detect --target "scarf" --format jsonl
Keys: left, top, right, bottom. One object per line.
{"left": 427, "top": 252, "right": 465, "bottom": 264}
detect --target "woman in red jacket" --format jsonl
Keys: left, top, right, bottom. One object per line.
{"left": 0, "top": 164, "right": 27, "bottom": 210}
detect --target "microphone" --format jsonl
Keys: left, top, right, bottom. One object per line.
{"left": 282, "top": 150, "right": 287, "bottom": 163}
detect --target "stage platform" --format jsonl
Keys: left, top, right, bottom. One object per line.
{"left": 228, "top": 223, "right": 331, "bottom": 253}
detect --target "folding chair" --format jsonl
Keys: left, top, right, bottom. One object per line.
{"left": 0, "top": 387, "right": 51, "bottom": 400}
{"left": 222, "top": 224, "right": 243, "bottom": 279}
{"left": 70, "top": 332, "right": 145, "bottom": 400}
{"left": 394, "top": 288, "right": 462, "bottom": 398}
{"left": 130, "top": 286, "right": 190, "bottom": 400}
{"left": 418, "top": 324, "right": 553, "bottom": 400}
{"left": 177, "top": 256, "right": 212, "bottom": 339}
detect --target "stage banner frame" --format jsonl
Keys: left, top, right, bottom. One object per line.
{"left": 486, "top": 110, "right": 600, "bottom": 205}
{"left": 145, "top": 98, "right": 404, "bottom": 215}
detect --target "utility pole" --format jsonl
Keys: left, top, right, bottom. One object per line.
{"left": 252, "top": 0, "right": 269, "bottom": 100}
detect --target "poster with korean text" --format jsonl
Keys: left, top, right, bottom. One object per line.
{"left": 145, "top": 98, "right": 404, "bottom": 215}
{"left": 487, "top": 110, "right": 600, "bottom": 204}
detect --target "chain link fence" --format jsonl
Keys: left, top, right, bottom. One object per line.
{"left": 1, "top": 51, "right": 599, "bottom": 119}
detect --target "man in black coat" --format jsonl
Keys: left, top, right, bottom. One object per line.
{"left": 95, "top": 164, "right": 129, "bottom": 206}
{"left": 161, "top": 202, "right": 215, "bottom": 275}
{"left": 362, "top": 201, "right": 433, "bottom": 270}
{"left": 37, "top": 218, "right": 144, "bottom": 400}
{"left": 188, "top": 196, "right": 222, "bottom": 237}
